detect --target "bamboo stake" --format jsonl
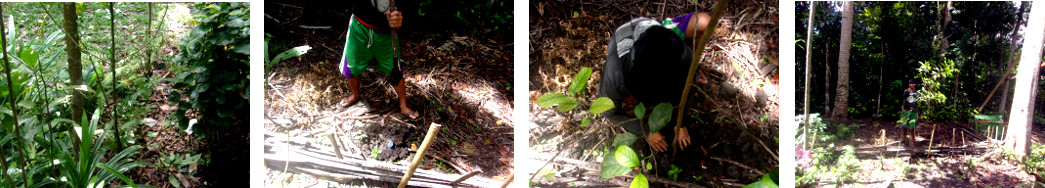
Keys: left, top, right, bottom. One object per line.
{"left": 399, "top": 123, "right": 443, "bottom": 188}
{"left": 500, "top": 172, "right": 514, "bottom": 188}
{"left": 674, "top": 0, "right": 730, "bottom": 155}
{"left": 928, "top": 124, "right": 936, "bottom": 153}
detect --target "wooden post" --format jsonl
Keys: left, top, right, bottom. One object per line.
{"left": 399, "top": 123, "right": 443, "bottom": 188}
{"left": 928, "top": 124, "right": 936, "bottom": 152}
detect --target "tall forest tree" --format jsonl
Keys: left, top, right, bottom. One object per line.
{"left": 1004, "top": 1, "right": 1044, "bottom": 157}
{"left": 62, "top": 2, "right": 83, "bottom": 154}
{"left": 831, "top": 1, "right": 854, "bottom": 119}
{"left": 803, "top": 1, "right": 815, "bottom": 148}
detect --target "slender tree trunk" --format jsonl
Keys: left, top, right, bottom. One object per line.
{"left": 63, "top": 2, "right": 84, "bottom": 158}
{"left": 0, "top": 3, "right": 31, "bottom": 186}
{"left": 804, "top": 1, "right": 816, "bottom": 149}
{"left": 876, "top": 40, "right": 883, "bottom": 118}
{"left": 146, "top": 3, "right": 153, "bottom": 73}
{"left": 832, "top": 1, "right": 854, "bottom": 119}
{"left": 999, "top": 2, "right": 1027, "bottom": 115}
{"left": 1004, "top": 2, "right": 1044, "bottom": 157}
{"left": 110, "top": 2, "right": 123, "bottom": 151}
{"left": 825, "top": 39, "right": 831, "bottom": 116}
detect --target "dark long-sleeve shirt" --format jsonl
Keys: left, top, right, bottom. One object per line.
{"left": 597, "top": 17, "right": 695, "bottom": 136}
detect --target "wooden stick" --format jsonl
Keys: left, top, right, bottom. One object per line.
{"left": 399, "top": 123, "right": 443, "bottom": 188}
{"left": 450, "top": 170, "right": 482, "bottom": 185}
{"left": 710, "top": 157, "right": 765, "bottom": 176}
{"left": 500, "top": 172, "right": 514, "bottom": 188}
{"left": 674, "top": 0, "right": 731, "bottom": 155}
{"left": 928, "top": 124, "right": 936, "bottom": 153}
{"left": 328, "top": 133, "right": 343, "bottom": 159}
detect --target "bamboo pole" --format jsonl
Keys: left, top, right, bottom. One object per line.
{"left": 674, "top": 0, "right": 730, "bottom": 155}
{"left": 399, "top": 123, "right": 443, "bottom": 188}
{"left": 499, "top": 172, "right": 514, "bottom": 188}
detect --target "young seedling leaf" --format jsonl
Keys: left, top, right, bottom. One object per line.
{"left": 555, "top": 97, "right": 579, "bottom": 112}
{"left": 589, "top": 97, "right": 614, "bottom": 114}
{"left": 630, "top": 173, "right": 649, "bottom": 188}
{"left": 600, "top": 150, "right": 631, "bottom": 178}
{"left": 580, "top": 118, "right": 590, "bottom": 127}
{"left": 648, "top": 103, "right": 673, "bottom": 133}
{"left": 537, "top": 93, "right": 568, "bottom": 107}
{"left": 615, "top": 145, "right": 640, "bottom": 168}
{"left": 567, "top": 67, "right": 593, "bottom": 96}
{"left": 635, "top": 102, "right": 646, "bottom": 120}
{"left": 613, "top": 132, "right": 638, "bottom": 147}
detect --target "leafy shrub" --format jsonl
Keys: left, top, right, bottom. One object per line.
{"left": 169, "top": 2, "right": 249, "bottom": 135}
{"left": 1024, "top": 143, "right": 1045, "bottom": 177}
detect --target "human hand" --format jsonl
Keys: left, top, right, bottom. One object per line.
{"left": 675, "top": 127, "right": 690, "bottom": 149}
{"left": 647, "top": 132, "right": 668, "bottom": 152}
{"left": 385, "top": 10, "right": 402, "bottom": 29}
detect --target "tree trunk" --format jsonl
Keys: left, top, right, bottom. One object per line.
{"left": 825, "top": 39, "right": 831, "bottom": 116}
{"left": 62, "top": 2, "right": 83, "bottom": 156}
{"left": 109, "top": 2, "right": 123, "bottom": 151}
{"left": 832, "top": 1, "right": 854, "bottom": 119}
{"left": 1004, "top": 2, "right": 1044, "bottom": 157}
{"left": 0, "top": 3, "right": 31, "bottom": 185}
{"left": 999, "top": 2, "right": 1027, "bottom": 115}
{"left": 146, "top": 3, "right": 154, "bottom": 73}
{"left": 804, "top": 1, "right": 816, "bottom": 148}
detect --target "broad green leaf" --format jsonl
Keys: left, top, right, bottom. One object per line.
{"left": 580, "top": 118, "right": 590, "bottom": 127}
{"left": 599, "top": 150, "right": 630, "bottom": 178}
{"left": 268, "top": 45, "right": 311, "bottom": 66}
{"left": 615, "top": 145, "right": 640, "bottom": 168}
{"left": 648, "top": 103, "right": 673, "bottom": 133}
{"left": 612, "top": 132, "right": 638, "bottom": 147}
{"left": 567, "top": 67, "right": 592, "bottom": 96}
{"left": 629, "top": 173, "right": 649, "bottom": 188}
{"left": 589, "top": 97, "right": 614, "bottom": 114}
{"left": 20, "top": 47, "right": 38, "bottom": 68}
{"left": 537, "top": 93, "right": 579, "bottom": 112}
{"left": 635, "top": 102, "right": 646, "bottom": 120}
{"left": 555, "top": 97, "right": 579, "bottom": 112}
{"left": 537, "top": 93, "right": 568, "bottom": 107}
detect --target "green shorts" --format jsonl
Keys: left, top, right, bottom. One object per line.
{"left": 339, "top": 15, "right": 401, "bottom": 79}
{"left": 900, "top": 110, "right": 917, "bottom": 129}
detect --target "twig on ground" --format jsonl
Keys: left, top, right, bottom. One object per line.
{"left": 710, "top": 156, "right": 765, "bottom": 176}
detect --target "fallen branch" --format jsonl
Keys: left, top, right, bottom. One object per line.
{"left": 710, "top": 156, "right": 766, "bottom": 176}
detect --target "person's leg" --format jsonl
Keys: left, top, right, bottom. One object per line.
{"left": 370, "top": 27, "right": 417, "bottom": 119}
{"left": 393, "top": 78, "right": 416, "bottom": 117}
{"left": 340, "top": 15, "right": 373, "bottom": 107}
{"left": 683, "top": 12, "right": 711, "bottom": 41}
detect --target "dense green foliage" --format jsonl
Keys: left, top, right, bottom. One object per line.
{"left": 796, "top": 2, "right": 1029, "bottom": 122}
{"left": 0, "top": 2, "right": 232, "bottom": 187}
{"left": 414, "top": 0, "right": 513, "bottom": 33}
{"left": 169, "top": 2, "right": 249, "bottom": 135}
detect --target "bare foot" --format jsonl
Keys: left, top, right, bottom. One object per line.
{"left": 341, "top": 94, "right": 361, "bottom": 108}
{"left": 400, "top": 106, "right": 419, "bottom": 120}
